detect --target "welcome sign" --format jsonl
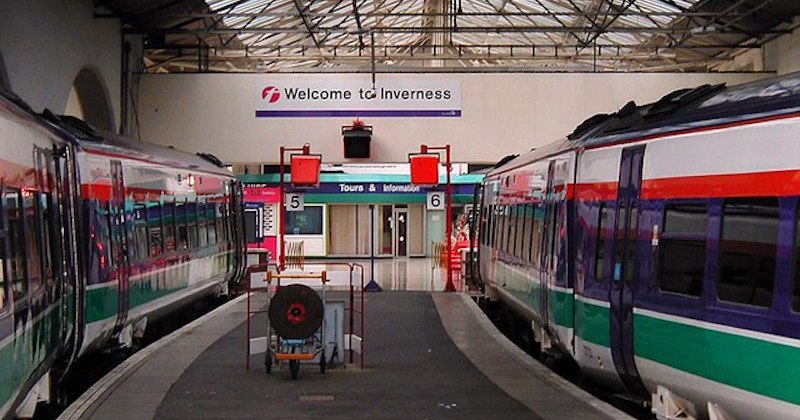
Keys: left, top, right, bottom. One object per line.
{"left": 255, "top": 78, "right": 461, "bottom": 118}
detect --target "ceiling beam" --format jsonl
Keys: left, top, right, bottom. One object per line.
{"left": 293, "top": 0, "right": 323, "bottom": 49}
{"left": 126, "top": 25, "right": 789, "bottom": 35}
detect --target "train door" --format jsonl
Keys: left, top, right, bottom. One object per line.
{"left": 230, "top": 181, "right": 247, "bottom": 282}
{"left": 540, "top": 161, "right": 558, "bottom": 329}
{"left": 109, "top": 160, "right": 129, "bottom": 332}
{"left": 469, "top": 183, "right": 484, "bottom": 286}
{"left": 34, "top": 147, "right": 67, "bottom": 329}
{"left": 57, "top": 144, "right": 84, "bottom": 369}
{"left": 609, "top": 146, "right": 648, "bottom": 396}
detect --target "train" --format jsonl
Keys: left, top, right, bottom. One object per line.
{"left": 473, "top": 72, "right": 800, "bottom": 419}
{"left": 0, "top": 89, "right": 246, "bottom": 419}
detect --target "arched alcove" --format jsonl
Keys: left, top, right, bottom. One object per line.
{"left": 67, "top": 67, "right": 115, "bottom": 132}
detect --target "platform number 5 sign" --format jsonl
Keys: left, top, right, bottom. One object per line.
{"left": 286, "top": 193, "right": 304, "bottom": 211}
{"left": 427, "top": 191, "right": 445, "bottom": 210}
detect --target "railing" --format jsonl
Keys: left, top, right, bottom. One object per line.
{"left": 244, "top": 260, "right": 365, "bottom": 370}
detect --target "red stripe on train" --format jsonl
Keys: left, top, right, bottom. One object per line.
{"left": 640, "top": 170, "right": 800, "bottom": 199}
{"left": 574, "top": 182, "right": 618, "bottom": 201}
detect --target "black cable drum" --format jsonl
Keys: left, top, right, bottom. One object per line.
{"left": 268, "top": 284, "right": 324, "bottom": 339}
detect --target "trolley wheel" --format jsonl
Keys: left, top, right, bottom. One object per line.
{"left": 265, "top": 351, "right": 272, "bottom": 374}
{"left": 290, "top": 359, "right": 300, "bottom": 380}
{"left": 319, "top": 349, "right": 326, "bottom": 374}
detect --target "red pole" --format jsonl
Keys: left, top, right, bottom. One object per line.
{"left": 246, "top": 281, "right": 251, "bottom": 370}
{"left": 279, "top": 146, "right": 286, "bottom": 271}
{"left": 444, "top": 144, "right": 455, "bottom": 292}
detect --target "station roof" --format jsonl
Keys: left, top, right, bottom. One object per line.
{"left": 96, "top": 0, "right": 800, "bottom": 72}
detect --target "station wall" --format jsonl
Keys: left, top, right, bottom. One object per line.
{"left": 0, "top": 0, "right": 122, "bottom": 130}
{"left": 138, "top": 72, "right": 765, "bottom": 164}
{"left": 773, "top": 24, "right": 800, "bottom": 74}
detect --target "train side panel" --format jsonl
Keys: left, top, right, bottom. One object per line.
{"left": 76, "top": 150, "right": 240, "bottom": 355}
{"left": 0, "top": 107, "right": 71, "bottom": 418}
{"left": 574, "top": 145, "right": 625, "bottom": 390}
{"left": 630, "top": 115, "right": 800, "bottom": 418}
{"left": 479, "top": 151, "right": 577, "bottom": 355}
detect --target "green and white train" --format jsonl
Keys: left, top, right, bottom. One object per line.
{"left": 475, "top": 73, "right": 800, "bottom": 419}
{"left": 0, "top": 90, "right": 246, "bottom": 419}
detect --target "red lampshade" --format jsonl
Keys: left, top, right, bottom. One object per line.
{"left": 409, "top": 153, "right": 440, "bottom": 186}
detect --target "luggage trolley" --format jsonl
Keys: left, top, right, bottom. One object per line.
{"left": 265, "top": 271, "right": 329, "bottom": 380}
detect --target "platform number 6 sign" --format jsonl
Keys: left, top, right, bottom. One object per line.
{"left": 427, "top": 191, "right": 445, "bottom": 210}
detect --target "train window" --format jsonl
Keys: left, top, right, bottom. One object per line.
{"left": 110, "top": 204, "right": 126, "bottom": 269}
{"left": 554, "top": 201, "right": 564, "bottom": 263}
{"left": 481, "top": 206, "right": 488, "bottom": 246}
{"left": 133, "top": 204, "right": 149, "bottom": 260}
{"left": 510, "top": 205, "right": 519, "bottom": 255}
{"left": 6, "top": 191, "right": 27, "bottom": 300}
{"left": 504, "top": 206, "right": 517, "bottom": 254}
{"left": 198, "top": 203, "right": 208, "bottom": 247}
{"left": 188, "top": 201, "right": 199, "bottom": 248}
{"left": 149, "top": 203, "right": 163, "bottom": 257}
{"left": 220, "top": 202, "right": 229, "bottom": 244}
{"left": 504, "top": 205, "right": 512, "bottom": 253}
{"left": 496, "top": 206, "right": 505, "bottom": 251}
{"left": 39, "top": 193, "right": 54, "bottom": 288}
{"left": 23, "top": 192, "right": 43, "bottom": 293}
{"left": 718, "top": 197, "right": 778, "bottom": 308}
{"left": 594, "top": 204, "right": 609, "bottom": 283}
{"left": 530, "top": 204, "right": 542, "bottom": 265}
{"left": 659, "top": 202, "right": 708, "bottom": 298}
{"left": 664, "top": 202, "right": 707, "bottom": 234}
{"left": 489, "top": 205, "right": 496, "bottom": 247}
{"left": 521, "top": 204, "right": 532, "bottom": 261}
{"left": 516, "top": 205, "right": 527, "bottom": 258}
{"left": 176, "top": 201, "right": 189, "bottom": 251}
{"left": 163, "top": 199, "right": 176, "bottom": 253}
{"left": 208, "top": 204, "right": 217, "bottom": 245}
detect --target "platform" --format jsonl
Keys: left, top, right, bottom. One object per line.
{"left": 59, "top": 259, "right": 632, "bottom": 420}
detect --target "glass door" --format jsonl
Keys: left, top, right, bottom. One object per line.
{"left": 377, "top": 205, "right": 393, "bottom": 256}
{"left": 394, "top": 208, "right": 408, "bottom": 257}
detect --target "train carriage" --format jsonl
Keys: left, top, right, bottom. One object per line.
{"left": 0, "top": 90, "right": 246, "bottom": 419}
{"left": 72, "top": 129, "right": 245, "bottom": 354}
{"left": 477, "top": 73, "right": 800, "bottom": 419}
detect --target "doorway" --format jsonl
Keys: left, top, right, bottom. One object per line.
{"left": 394, "top": 207, "right": 408, "bottom": 257}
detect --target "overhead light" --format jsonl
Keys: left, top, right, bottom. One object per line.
{"left": 691, "top": 25, "right": 716, "bottom": 34}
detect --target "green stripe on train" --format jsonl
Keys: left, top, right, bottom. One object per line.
{"left": 496, "top": 263, "right": 574, "bottom": 328}
{"left": 85, "top": 252, "right": 234, "bottom": 323}
{"left": 575, "top": 300, "right": 610, "bottom": 347}
{"left": 0, "top": 305, "right": 62, "bottom": 412}
{"left": 634, "top": 313, "right": 800, "bottom": 405}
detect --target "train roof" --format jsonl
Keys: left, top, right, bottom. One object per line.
{"left": 39, "top": 112, "right": 235, "bottom": 179}
{"left": 487, "top": 71, "right": 800, "bottom": 178}
{"left": 0, "top": 89, "right": 233, "bottom": 179}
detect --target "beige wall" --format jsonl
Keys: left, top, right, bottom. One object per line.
{"left": 137, "top": 72, "right": 766, "bottom": 164}
{"left": 0, "top": 0, "right": 121, "bottom": 129}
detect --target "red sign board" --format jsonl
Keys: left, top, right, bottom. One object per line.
{"left": 290, "top": 154, "right": 322, "bottom": 187}
{"left": 409, "top": 153, "right": 440, "bottom": 186}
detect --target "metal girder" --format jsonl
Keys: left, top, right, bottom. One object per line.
{"left": 126, "top": 25, "right": 788, "bottom": 35}
{"left": 292, "top": 0, "right": 323, "bottom": 49}
{"left": 100, "top": 0, "right": 800, "bottom": 72}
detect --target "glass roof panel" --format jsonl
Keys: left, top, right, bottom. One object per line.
{"left": 189, "top": 0, "right": 757, "bottom": 71}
